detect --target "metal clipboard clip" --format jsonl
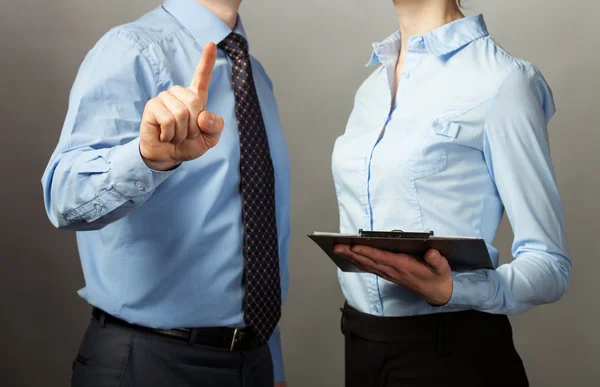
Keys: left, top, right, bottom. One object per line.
{"left": 358, "top": 229, "right": 434, "bottom": 239}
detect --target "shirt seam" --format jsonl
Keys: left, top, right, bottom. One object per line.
{"left": 111, "top": 28, "right": 184, "bottom": 91}
{"left": 409, "top": 172, "right": 424, "bottom": 230}
{"left": 437, "top": 89, "right": 496, "bottom": 124}
{"left": 115, "top": 209, "right": 133, "bottom": 318}
{"left": 483, "top": 60, "right": 528, "bottom": 139}
{"left": 483, "top": 37, "right": 541, "bottom": 114}
{"left": 486, "top": 37, "right": 522, "bottom": 69}
{"left": 111, "top": 27, "right": 184, "bottom": 53}
{"left": 62, "top": 186, "right": 127, "bottom": 224}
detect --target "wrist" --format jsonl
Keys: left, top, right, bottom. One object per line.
{"left": 139, "top": 145, "right": 179, "bottom": 171}
{"left": 427, "top": 276, "right": 453, "bottom": 306}
{"left": 142, "top": 157, "right": 180, "bottom": 171}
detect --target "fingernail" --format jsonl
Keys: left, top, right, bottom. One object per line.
{"left": 351, "top": 246, "right": 361, "bottom": 254}
{"left": 333, "top": 246, "right": 342, "bottom": 254}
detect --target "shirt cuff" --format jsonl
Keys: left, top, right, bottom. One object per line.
{"left": 267, "top": 327, "right": 285, "bottom": 382}
{"left": 446, "top": 270, "right": 491, "bottom": 309}
{"left": 109, "top": 137, "right": 176, "bottom": 198}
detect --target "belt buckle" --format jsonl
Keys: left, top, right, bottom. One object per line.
{"left": 229, "top": 328, "right": 240, "bottom": 352}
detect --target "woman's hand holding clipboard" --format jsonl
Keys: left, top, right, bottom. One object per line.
{"left": 308, "top": 229, "right": 494, "bottom": 306}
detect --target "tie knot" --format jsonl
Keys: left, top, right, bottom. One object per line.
{"left": 218, "top": 33, "right": 249, "bottom": 60}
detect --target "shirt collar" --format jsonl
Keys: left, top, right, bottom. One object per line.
{"left": 366, "top": 14, "right": 488, "bottom": 67}
{"left": 366, "top": 31, "right": 401, "bottom": 67}
{"left": 162, "top": 0, "right": 247, "bottom": 48}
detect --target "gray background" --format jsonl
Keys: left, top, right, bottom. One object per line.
{"left": 1, "top": 0, "right": 598, "bottom": 386}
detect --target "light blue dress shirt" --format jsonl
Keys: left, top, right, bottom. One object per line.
{"left": 41, "top": 0, "right": 290, "bottom": 380}
{"left": 332, "top": 15, "right": 570, "bottom": 317}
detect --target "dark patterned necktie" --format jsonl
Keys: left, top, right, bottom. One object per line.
{"left": 218, "top": 33, "right": 281, "bottom": 343}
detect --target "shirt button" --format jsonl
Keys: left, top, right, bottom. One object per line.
{"left": 94, "top": 204, "right": 102, "bottom": 212}
{"left": 403, "top": 72, "right": 411, "bottom": 79}
{"left": 135, "top": 181, "right": 145, "bottom": 191}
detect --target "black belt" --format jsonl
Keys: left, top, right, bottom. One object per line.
{"left": 341, "top": 303, "right": 510, "bottom": 343}
{"left": 92, "top": 308, "right": 262, "bottom": 351}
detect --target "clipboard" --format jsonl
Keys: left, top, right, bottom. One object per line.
{"left": 308, "top": 229, "right": 493, "bottom": 272}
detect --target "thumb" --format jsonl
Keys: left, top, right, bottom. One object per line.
{"left": 424, "top": 249, "right": 448, "bottom": 274}
{"left": 197, "top": 111, "right": 223, "bottom": 150}
{"left": 198, "top": 111, "right": 224, "bottom": 135}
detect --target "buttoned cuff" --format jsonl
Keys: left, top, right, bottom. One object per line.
{"left": 445, "top": 270, "right": 491, "bottom": 309}
{"left": 110, "top": 137, "right": 176, "bottom": 199}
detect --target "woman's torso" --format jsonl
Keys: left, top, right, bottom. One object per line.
{"left": 331, "top": 15, "right": 556, "bottom": 316}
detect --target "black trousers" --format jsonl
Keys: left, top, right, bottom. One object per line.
{"left": 71, "top": 317, "right": 274, "bottom": 387}
{"left": 342, "top": 304, "right": 529, "bottom": 387}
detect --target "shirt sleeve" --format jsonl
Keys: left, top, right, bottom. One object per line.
{"left": 445, "top": 62, "right": 571, "bottom": 314}
{"left": 267, "top": 325, "right": 285, "bottom": 382}
{"left": 41, "top": 30, "right": 175, "bottom": 230}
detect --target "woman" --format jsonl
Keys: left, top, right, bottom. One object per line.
{"left": 332, "top": 1, "right": 570, "bottom": 386}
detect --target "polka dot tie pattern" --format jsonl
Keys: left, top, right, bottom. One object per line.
{"left": 218, "top": 33, "right": 281, "bottom": 344}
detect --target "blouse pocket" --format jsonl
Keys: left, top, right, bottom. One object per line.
{"left": 407, "top": 118, "right": 460, "bottom": 179}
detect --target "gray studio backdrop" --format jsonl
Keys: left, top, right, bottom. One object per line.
{"left": 1, "top": 0, "right": 598, "bottom": 386}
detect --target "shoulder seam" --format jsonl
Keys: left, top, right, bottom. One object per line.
{"left": 110, "top": 27, "right": 185, "bottom": 52}
{"left": 483, "top": 59, "right": 540, "bottom": 138}
{"left": 107, "top": 27, "right": 188, "bottom": 92}
{"left": 489, "top": 56, "right": 541, "bottom": 108}
{"left": 485, "top": 37, "right": 539, "bottom": 75}
{"left": 486, "top": 37, "right": 515, "bottom": 63}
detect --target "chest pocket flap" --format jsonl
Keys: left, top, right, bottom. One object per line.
{"left": 408, "top": 117, "right": 461, "bottom": 179}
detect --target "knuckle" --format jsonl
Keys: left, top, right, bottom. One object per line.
{"left": 164, "top": 114, "right": 176, "bottom": 127}
{"left": 173, "top": 106, "right": 189, "bottom": 120}
{"left": 176, "top": 125, "right": 188, "bottom": 137}
{"left": 190, "top": 96, "right": 205, "bottom": 110}
{"left": 146, "top": 98, "right": 159, "bottom": 110}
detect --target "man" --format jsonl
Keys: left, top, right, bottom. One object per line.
{"left": 41, "top": 0, "right": 290, "bottom": 386}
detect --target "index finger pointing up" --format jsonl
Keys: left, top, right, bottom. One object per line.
{"left": 189, "top": 42, "right": 217, "bottom": 98}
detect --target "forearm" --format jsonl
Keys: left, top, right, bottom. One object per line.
{"left": 43, "top": 137, "right": 174, "bottom": 230}
{"left": 456, "top": 63, "right": 572, "bottom": 315}
{"left": 447, "top": 250, "right": 570, "bottom": 314}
